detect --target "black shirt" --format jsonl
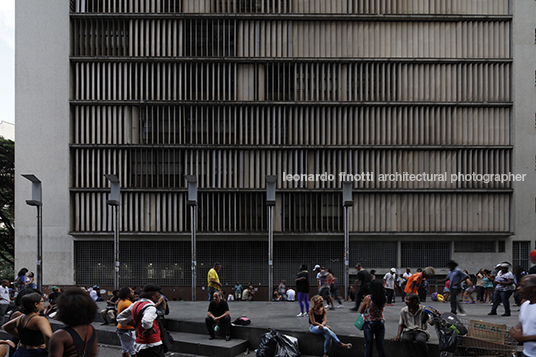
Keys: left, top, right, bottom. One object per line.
{"left": 296, "top": 271, "right": 310, "bottom": 293}
{"left": 529, "top": 266, "right": 536, "bottom": 275}
{"left": 357, "top": 270, "right": 372, "bottom": 284}
{"left": 208, "top": 300, "right": 229, "bottom": 317}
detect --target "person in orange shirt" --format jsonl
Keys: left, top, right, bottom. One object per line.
{"left": 116, "top": 287, "right": 137, "bottom": 357}
{"left": 404, "top": 267, "right": 435, "bottom": 296}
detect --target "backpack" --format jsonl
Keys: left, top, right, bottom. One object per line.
{"left": 232, "top": 316, "right": 251, "bottom": 325}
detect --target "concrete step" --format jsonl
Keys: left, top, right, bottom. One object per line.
{"left": 49, "top": 320, "right": 249, "bottom": 357}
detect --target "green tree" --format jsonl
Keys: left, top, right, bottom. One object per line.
{"left": 0, "top": 137, "right": 14, "bottom": 279}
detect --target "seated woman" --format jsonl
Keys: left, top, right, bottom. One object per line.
{"left": 2, "top": 292, "right": 53, "bottom": 357}
{"left": 48, "top": 288, "right": 98, "bottom": 357}
{"left": 273, "top": 288, "right": 281, "bottom": 301}
{"left": 308, "top": 295, "right": 352, "bottom": 357}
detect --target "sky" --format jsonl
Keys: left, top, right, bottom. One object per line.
{"left": 0, "top": 0, "right": 14, "bottom": 124}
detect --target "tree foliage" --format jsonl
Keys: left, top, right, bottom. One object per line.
{"left": 0, "top": 137, "right": 14, "bottom": 274}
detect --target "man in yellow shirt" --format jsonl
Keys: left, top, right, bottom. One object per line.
{"left": 208, "top": 263, "right": 222, "bottom": 300}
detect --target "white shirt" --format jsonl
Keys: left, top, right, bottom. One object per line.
{"left": 0, "top": 285, "right": 10, "bottom": 304}
{"left": 383, "top": 272, "right": 395, "bottom": 290}
{"left": 286, "top": 289, "right": 296, "bottom": 301}
{"left": 117, "top": 298, "right": 162, "bottom": 351}
{"left": 520, "top": 301, "right": 536, "bottom": 357}
{"left": 89, "top": 290, "right": 98, "bottom": 301}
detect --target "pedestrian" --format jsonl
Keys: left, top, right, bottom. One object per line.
{"left": 0, "top": 280, "right": 16, "bottom": 317}
{"left": 359, "top": 280, "right": 387, "bottom": 357}
{"left": 475, "top": 269, "right": 485, "bottom": 303}
{"left": 383, "top": 269, "right": 396, "bottom": 306}
{"left": 440, "top": 260, "right": 468, "bottom": 316}
{"left": 509, "top": 274, "right": 536, "bottom": 357}
{"left": 207, "top": 263, "right": 222, "bottom": 301}
{"left": 514, "top": 266, "right": 528, "bottom": 306}
{"left": 233, "top": 282, "right": 243, "bottom": 301}
{"left": 401, "top": 268, "right": 412, "bottom": 301}
{"left": 317, "top": 268, "right": 334, "bottom": 310}
{"left": 391, "top": 294, "right": 433, "bottom": 357}
{"left": 100, "top": 289, "right": 119, "bottom": 325}
{"left": 117, "top": 284, "right": 164, "bottom": 357}
{"left": 48, "top": 288, "right": 98, "bottom": 357}
{"left": 488, "top": 262, "right": 515, "bottom": 316}
{"left": 404, "top": 267, "right": 435, "bottom": 297}
{"left": 205, "top": 291, "right": 231, "bottom": 341}
{"left": 24, "top": 273, "right": 36, "bottom": 290}
{"left": 350, "top": 263, "right": 372, "bottom": 311}
{"left": 308, "top": 295, "right": 352, "bottom": 357}
{"left": 483, "top": 269, "right": 494, "bottom": 303}
{"left": 116, "top": 287, "right": 136, "bottom": 357}
{"left": 3, "top": 292, "right": 52, "bottom": 357}
{"left": 277, "top": 280, "right": 287, "bottom": 301}
{"left": 328, "top": 272, "right": 343, "bottom": 309}
{"left": 15, "top": 269, "right": 28, "bottom": 292}
{"left": 529, "top": 250, "right": 536, "bottom": 274}
{"left": 295, "top": 264, "right": 310, "bottom": 317}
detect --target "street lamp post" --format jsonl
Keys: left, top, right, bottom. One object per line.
{"left": 22, "top": 174, "right": 42, "bottom": 291}
{"left": 185, "top": 175, "right": 198, "bottom": 301}
{"left": 342, "top": 180, "right": 353, "bottom": 301}
{"left": 266, "top": 175, "right": 277, "bottom": 301}
{"left": 104, "top": 174, "right": 120, "bottom": 290}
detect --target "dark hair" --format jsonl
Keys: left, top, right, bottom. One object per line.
{"left": 20, "top": 293, "right": 42, "bottom": 314}
{"left": 15, "top": 289, "right": 43, "bottom": 308}
{"left": 139, "top": 284, "right": 161, "bottom": 300}
{"left": 17, "top": 268, "right": 28, "bottom": 277}
{"left": 369, "top": 280, "right": 386, "bottom": 308}
{"left": 118, "top": 287, "right": 131, "bottom": 300}
{"left": 28, "top": 272, "right": 34, "bottom": 277}
{"left": 406, "top": 293, "right": 420, "bottom": 304}
{"left": 56, "top": 288, "right": 98, "bottom": 326}
{"left": 300, "top": 264, "right": 308, "bottom": 271}
{"left": 214, "top": 262, "right": 221, "bottom": 267}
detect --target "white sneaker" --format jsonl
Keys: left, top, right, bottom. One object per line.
{"left": 337, "top": 305, "right": 344, "bottom": 309}
{"left": 296, "top": 312, "right": 304, "bottom": 317}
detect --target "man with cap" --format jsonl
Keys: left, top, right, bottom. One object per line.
{"left": 529, "top": 251, "right": 536, "bottom": 275}
{"left": 489, "top": 262, "right": 515, "bottom": 316}
{"left": 440, "top": 260, "right": 468, "bottom": 316}
{"left": 384, "top": 268, "right": 397, "bottom": 306}
{"left": 510, "top": 274, "right": 536, "bottom": 357}
{"left": 117, "top": 284, "right": 165, "bottom": 357}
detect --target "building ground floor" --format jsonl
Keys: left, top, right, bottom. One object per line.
{"left": 62, "top": 234, "right": 530, "bottom": 301}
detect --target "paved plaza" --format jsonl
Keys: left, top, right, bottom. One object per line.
{"left": 149, "top": 297, "right": 519, "bottom": 344}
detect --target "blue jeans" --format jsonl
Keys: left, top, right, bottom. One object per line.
{"left": 363, "top": 321, "right": 386, "bottom": 357}
{"left": 309, "top": 324, "right": 342, "bottom": 355}
{"left": 491, "top": 289, "right": 513, "bottom": 314}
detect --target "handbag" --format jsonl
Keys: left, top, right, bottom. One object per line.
{"left": 354, "top": 314, "right": 365, "bottom": 331}
{"left": 158, "top": 319, "right": 175, "bottom": 352}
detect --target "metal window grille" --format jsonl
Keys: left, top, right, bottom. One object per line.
{"left": 75, "top": 240, "right": 191, "bottom": 286}
{"left": 196, "top": 241, "right": 268, "bottom": 286}
{"left": 513, "top": 241, "right": 530, "bottom": 271}
{"left": 498, "top": 240, "right": 506, "bottom": 252}
{"left": 350, "top": 241, "right": 398, "bottom": 268}
{"left": 454, "top": 241, "right": 496, "bottom": 253}
{"left": 401, "top": 241, "right": 451, "bottom": 268}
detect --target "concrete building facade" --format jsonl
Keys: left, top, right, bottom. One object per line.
{"left": 15, "top": 0, "right": 536, "bottom": 298}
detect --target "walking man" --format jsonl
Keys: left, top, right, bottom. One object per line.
{"left": 207, "top": 263, "right": 223, "bottom": 301}
{"left": 510, "top": 274, "right": 536, "bottom": 357}
{"left": 350, "top": 263, "right": 372, "bottom": 311}
{"left": 441, "top": 260, "right": 468, "bottom": 316}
